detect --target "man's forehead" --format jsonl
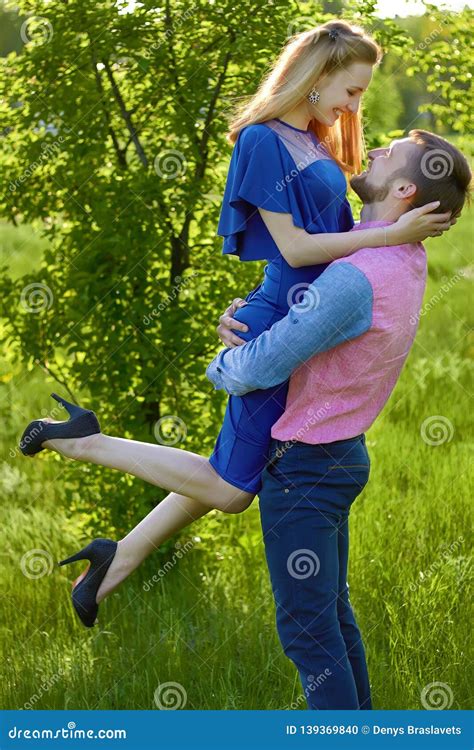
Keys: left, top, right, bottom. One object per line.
{"left": 386, "top": 137, "right": 413, "bottom": 151}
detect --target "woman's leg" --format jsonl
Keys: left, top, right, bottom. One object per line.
{"left": 96, "top": 490, "right": 213, "bottom": 603}
{"left": 336, "top": 515, "right": 373, "bottom": 709}
{"left": 42, "top": 427, "right": 254, "bottom": 513}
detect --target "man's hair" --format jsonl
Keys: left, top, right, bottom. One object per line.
{"left": 406, "top": 129, "right": 472, "bottom": 217}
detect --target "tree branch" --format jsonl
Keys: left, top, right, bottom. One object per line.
{"left": 164, "top": 0, "right": 200, "bottom": 152}
{"left": 90, "top": 50, "right": 128, "bottom": 170}
{"left": 194, "top": 44, "right": 233, "bottom": 183}
{"left": 102, "top": 58, "right": 149, "bottom": 168}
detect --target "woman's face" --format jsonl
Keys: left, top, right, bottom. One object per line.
{"left": 309, "top": 62, "right": 373, "bottom": 127}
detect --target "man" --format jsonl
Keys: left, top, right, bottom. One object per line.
{"left": 206, "top": 130, "right": 471, "bottom": 710}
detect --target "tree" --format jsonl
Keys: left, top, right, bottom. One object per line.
{"left": 0, "top": 0, "right": 470, "bottom": 532}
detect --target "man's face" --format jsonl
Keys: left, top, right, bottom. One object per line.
{"left": 350, "top": 137, "right": 419, "bottom": 203}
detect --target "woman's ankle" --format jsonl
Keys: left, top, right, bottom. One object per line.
{"left": 95, "top": 541, "right": 136, "bottom": 603}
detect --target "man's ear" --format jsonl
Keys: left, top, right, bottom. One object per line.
{"left": 392, "top": 181, "right": 417, "bottom": 200}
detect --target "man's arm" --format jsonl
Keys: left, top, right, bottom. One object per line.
{"left": 206, "top": 262, "right": 373, "bottom": 396}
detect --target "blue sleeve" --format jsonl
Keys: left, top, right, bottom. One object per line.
{"left": 217, "top": 124, "right": 326, "bottom": 260}
{"left": 339, "top": 197, "right": 355, "bottom": 232}
{"left": 206, "top": 262, "right": 373, "bottom": 396}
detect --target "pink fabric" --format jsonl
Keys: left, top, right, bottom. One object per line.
{"left": 271, "top": 221, "right": 427, "bottom": 444}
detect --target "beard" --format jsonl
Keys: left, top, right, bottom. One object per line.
{"left": 350, "top": 171, "right": 392, "bottom": 203}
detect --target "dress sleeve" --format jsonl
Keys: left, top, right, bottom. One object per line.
{"left": 339, "top": 196, "right": 355, "bottom": 232}
{"left": 216, "top": 124, "right": 322, "bottom": 258}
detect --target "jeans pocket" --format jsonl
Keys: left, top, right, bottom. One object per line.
{"left": 327, "top": 463, "right": 370, "bottom": 472}
{"left": 263, "top": 445, "right": 297, "bottom": 491}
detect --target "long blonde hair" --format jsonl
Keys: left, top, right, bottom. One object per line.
{"left": 227, "top": 20, "right": 382, "bottom": 174}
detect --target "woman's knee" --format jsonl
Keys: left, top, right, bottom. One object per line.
{"left": 206, "top": 466, "right": 255, "bottom": 513}
{"left": 216, "top": 489, "right": 254, "bottom": 514}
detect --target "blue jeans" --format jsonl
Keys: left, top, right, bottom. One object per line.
{"left": 258, "top": 435, "right": 372, "bottom": 710}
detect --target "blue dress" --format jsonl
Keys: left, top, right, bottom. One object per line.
{"left": 208, "top": 117, "right": 354, "bottom": 494}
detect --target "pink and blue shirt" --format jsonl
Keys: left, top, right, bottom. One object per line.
{"left": 206, "top": 220, "right": 427, "bottom": 444}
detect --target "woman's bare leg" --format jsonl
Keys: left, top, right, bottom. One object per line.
{"left": 96, "top": 490, "right": 215, "bottom": 603}
{"left": 42, "top": 422, "right": 256, "bottom": 603}
{"left": 42, "top": 428, "right": 253, "bottom": 513}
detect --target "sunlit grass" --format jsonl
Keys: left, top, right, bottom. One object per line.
{"left": 0, "top": 204, "right": 472, "bottom": 710}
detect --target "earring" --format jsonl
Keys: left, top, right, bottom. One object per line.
{"left": 307, "top": 87, "right": 320, "bottom": 104}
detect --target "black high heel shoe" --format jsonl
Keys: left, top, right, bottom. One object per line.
{"left": 19, "top": 392, "right": 101, "bottom": 456}
{"left": 58, "top": 538, "right": 118, "bottom": 628}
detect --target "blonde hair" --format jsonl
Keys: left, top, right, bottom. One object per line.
{"left": 227, "top": 20, "right": 382, "bottom": 174}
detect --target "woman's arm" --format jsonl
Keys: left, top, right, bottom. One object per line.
{"left": 259, "top": 202, "right": 452, "bottom": 268}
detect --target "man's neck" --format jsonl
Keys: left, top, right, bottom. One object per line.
{"left": 360, "top": 202, "right": 403, "bottom": 223}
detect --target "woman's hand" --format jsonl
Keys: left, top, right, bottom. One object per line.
{"left": 216, "top": 297, "right": 248, "bottom": 347}
{"left": 387, "top": 201, "right": 453, "bottom": 245}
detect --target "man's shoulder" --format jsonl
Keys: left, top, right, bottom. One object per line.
{"left": 334, "top": 242, "right": 426, "bottom": 286}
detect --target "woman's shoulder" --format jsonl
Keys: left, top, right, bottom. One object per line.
{"left": 237, "top": 121, "right": 279, "bottom": 148}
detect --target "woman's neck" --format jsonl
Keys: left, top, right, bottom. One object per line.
{"left": 277, "top": 107, "right": 311, "bottom": 132}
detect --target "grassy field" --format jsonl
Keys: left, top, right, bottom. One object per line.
{"left": 0, "top": 205, "right": 472, "bottom": 711}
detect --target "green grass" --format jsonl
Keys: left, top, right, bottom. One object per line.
{"left": 0, "top": 207, "right": 472, "bottom": 710}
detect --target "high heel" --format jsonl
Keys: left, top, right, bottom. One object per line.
{"left": 19, "top": 392, "right": 101, "bottom": 456}
{"left": 58, "top": 538, "right": 118, "bottom": 628}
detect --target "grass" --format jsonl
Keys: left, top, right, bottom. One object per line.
{"left": 0, "top": 205, "right": 472, "bottom": 710}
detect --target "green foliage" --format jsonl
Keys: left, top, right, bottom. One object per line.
{"left": 1, "top": 206, "right": 472, "bottom": 708}
{"left": 405, "top": 4, "right": 473, "bottom": 134}
{"left": 0, "top": 0, "right": 472, "bottom": 533}
{"left": 0, "top": 0, "right": 472, "bottom": 711}
{"left": 0, "top": 0, "right": 294, "bottom": 528}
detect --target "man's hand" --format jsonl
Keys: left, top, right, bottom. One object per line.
{"left": 217, "top": 297, "right": 249, "bottom": 348}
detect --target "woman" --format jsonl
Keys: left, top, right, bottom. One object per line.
{"left": 19, "top": 20, "right": 451, "bottom": 629}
